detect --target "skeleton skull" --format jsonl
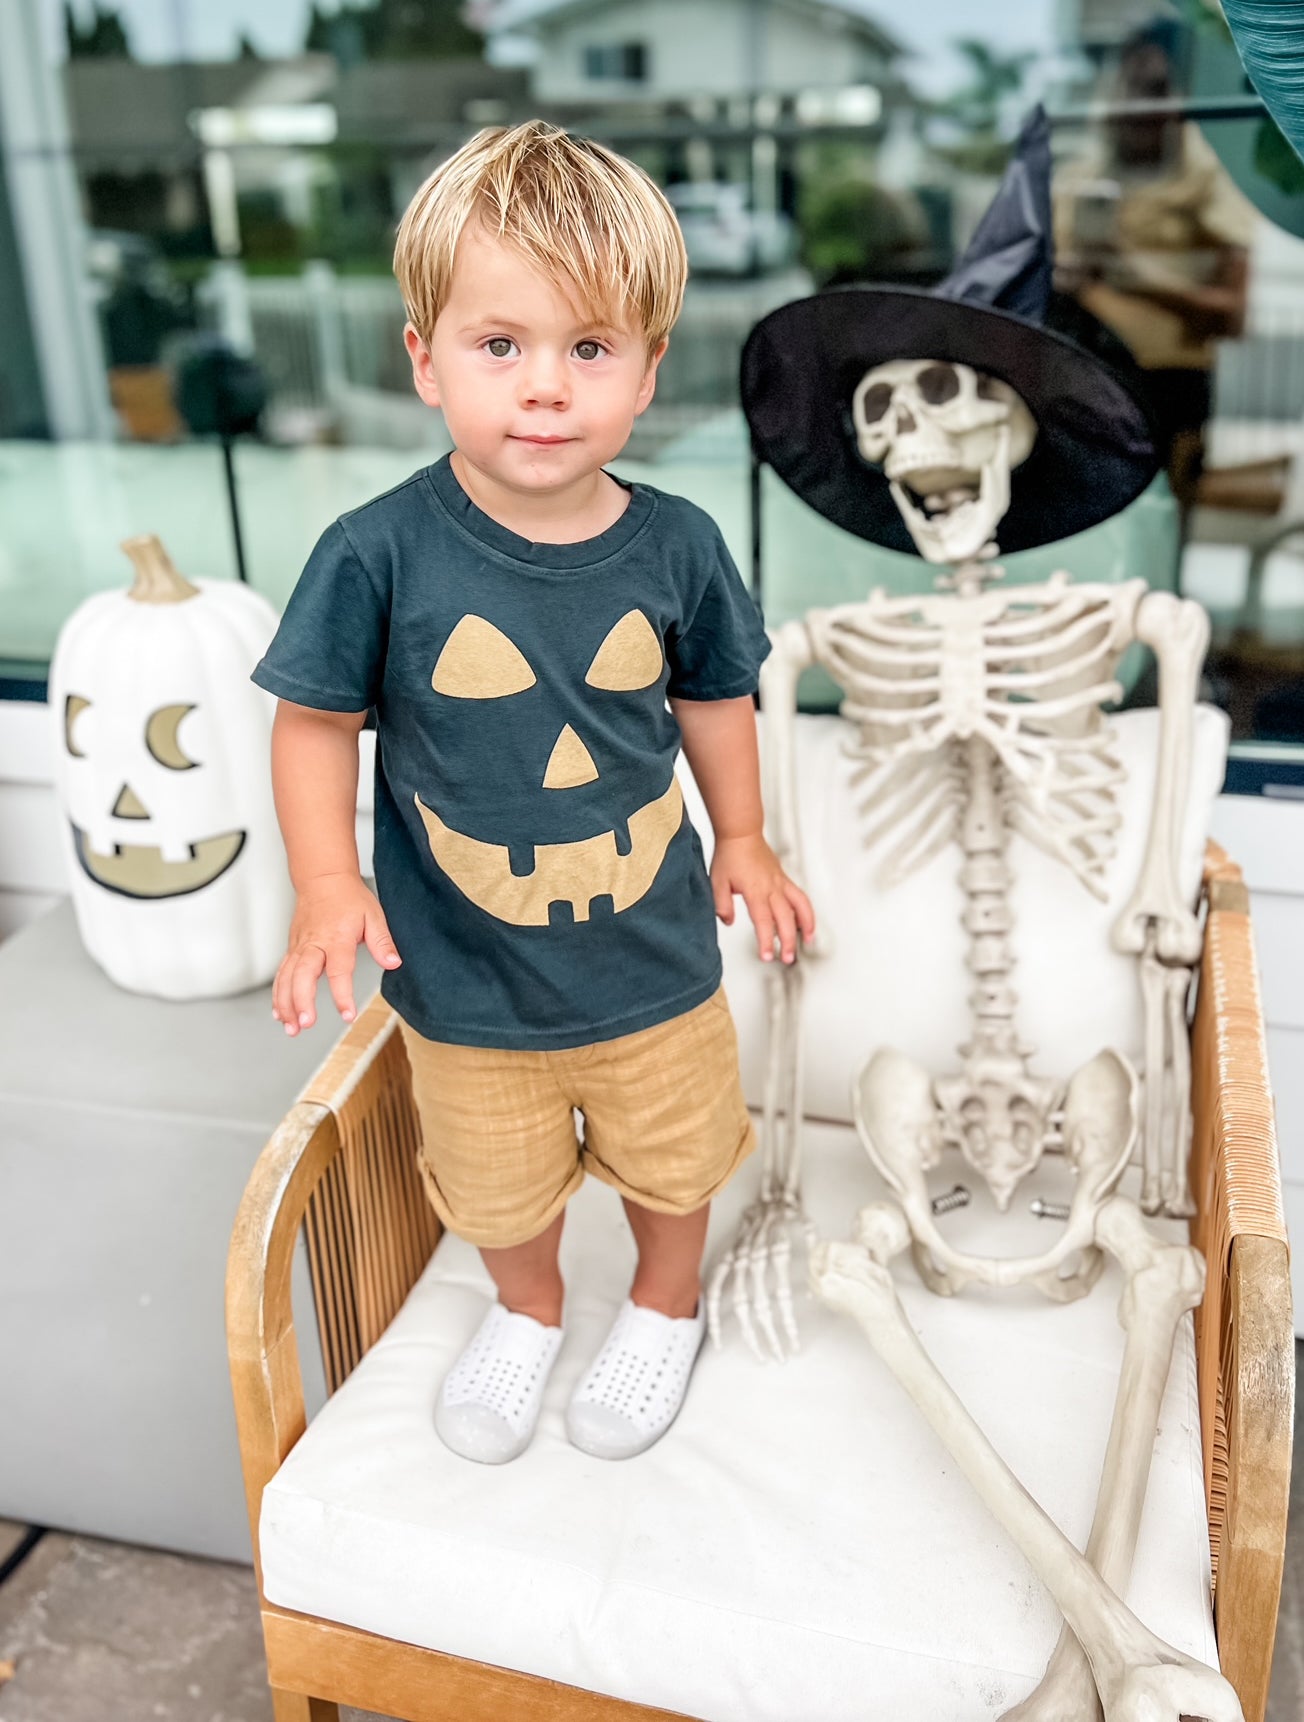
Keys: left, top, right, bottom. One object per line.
{"left": 852, "top": 360, "right": 1037, "bottom": 564}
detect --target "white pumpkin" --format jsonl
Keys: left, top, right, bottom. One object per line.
{"left": 49, "top": 535, "right": 294, "bottom": 1000}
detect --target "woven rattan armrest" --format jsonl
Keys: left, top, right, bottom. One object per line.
{"left": 1191, "top": 843, "right": 1294, "bottom": 1722}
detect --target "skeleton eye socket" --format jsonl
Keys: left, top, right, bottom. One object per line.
{"left": 857, "top": 382, "right": 894, "bottom": 425}
{"left": 976, "top": 374, "right": 1004, "bottom": 400}
{"left": 917, "top": 364, "right": 960, "bottom": 406}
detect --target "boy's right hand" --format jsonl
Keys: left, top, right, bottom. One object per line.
{"left": 273, "top": 873, "right": 401, "bottom": 1036}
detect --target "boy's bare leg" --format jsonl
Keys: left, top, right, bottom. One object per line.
{"left": 623, "top": 1198, "right": 709, "bottom": 1318}
{"left": 480, "top": 1209, "right": 566, "bottom": 1326}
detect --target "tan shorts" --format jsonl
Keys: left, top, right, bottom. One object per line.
{"left": 397, "top": 987, "right": 755, "bottom": 1249}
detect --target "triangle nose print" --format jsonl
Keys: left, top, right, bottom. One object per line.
{"left": 112, "top": 783, "right": 151, "bottom": 819}
{"left": 542, "top": 724, "right": 599, "bottom": 790}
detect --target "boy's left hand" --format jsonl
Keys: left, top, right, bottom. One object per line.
{"left": 710, "top": 833, "right": 815, "bottom": 965}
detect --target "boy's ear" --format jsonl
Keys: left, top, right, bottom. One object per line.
{"left": 404, "top": 323, "right": 441, "bottom": 409}
{"left": 634, "top": 338, "right": 669, "bottom": 417}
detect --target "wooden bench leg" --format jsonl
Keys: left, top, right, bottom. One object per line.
{"left": 272, "top": 1690, "right": 339, "bottom": 1721}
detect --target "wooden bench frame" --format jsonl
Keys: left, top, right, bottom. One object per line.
{"left": 227, "top": 844, "right": 1293, "bottom": 1722}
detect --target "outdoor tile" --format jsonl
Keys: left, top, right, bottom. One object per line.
{"left": 0, "top": 1532, "right": 274, "bottom": 1722}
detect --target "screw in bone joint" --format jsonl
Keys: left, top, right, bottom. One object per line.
{"left": 1030, "top": 1197, "right": 1072, "bottom": 1221}
{"left": 931, "top": 1184, "right": 971, "bottom": 1215}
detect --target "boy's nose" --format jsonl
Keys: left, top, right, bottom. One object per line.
{"left": 519, "top": 352, "right": 569, "bottom": 408}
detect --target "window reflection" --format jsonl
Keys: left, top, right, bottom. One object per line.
{"left": 1, "top": 0, "right": 1303, "bottom": 760}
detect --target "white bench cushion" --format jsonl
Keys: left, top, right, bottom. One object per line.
{"left": 260, "top": 1122, "right": 1217, "bottom": 1720}
{"left": 682, "top": 705, "right": 1229, "bottom": 1124}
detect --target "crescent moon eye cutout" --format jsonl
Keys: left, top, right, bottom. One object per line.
{"left": 65, "top": 694, "right": 91, "bottom": 757}
{"left": 145, "top": 703, "right": 199, "bottom": 770}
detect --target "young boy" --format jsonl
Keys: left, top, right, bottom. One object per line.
{"left": 254, "top": 120, "right": 813, "bottom": 1466}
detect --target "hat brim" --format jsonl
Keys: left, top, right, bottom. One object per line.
{"left": 740, "top": 286, "right": 1160, "bottom": 555}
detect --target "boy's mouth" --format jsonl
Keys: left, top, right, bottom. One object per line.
{"left": 512, "top": 434, "right": 572, "bottom": 445}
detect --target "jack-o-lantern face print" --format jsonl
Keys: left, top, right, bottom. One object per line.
{"left": 63, "top": 694, "right": 246, "bottom": 898}
{"left": 414, "top": 608, "right": 683, "bottom": 927}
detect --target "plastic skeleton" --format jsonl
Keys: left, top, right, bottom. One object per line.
{"left": 710, "top": 359, "right": 1238, "bottom": 1721}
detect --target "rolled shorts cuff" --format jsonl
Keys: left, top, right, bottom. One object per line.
{"left": 413, "top": 1148, "right": 586, "bottom": 1252}
{"left": 581, "top": 1109, "right": 757, "bottom": 1215}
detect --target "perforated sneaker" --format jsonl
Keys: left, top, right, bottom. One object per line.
{"left": 435, "top": 1302, "right": 564, "bottom": 1465}
{"left": 565, "top": 1298, "right": 707, "bottom": 1460}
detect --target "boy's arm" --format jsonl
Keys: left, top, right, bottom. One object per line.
{"left": 671, "top": 695, "right": 814, "bottom": 965}
{"left": 271, "top": 699, "right": 401, "bottom": 1035}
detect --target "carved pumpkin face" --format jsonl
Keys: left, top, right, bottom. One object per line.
{"left": 49, "top": 536, "right": 293, "bottom": 1000}
{"left": 63, "top": 693, "right": 247, "bottom": 898}
{"left": 414, "top": 607, "right": 683, "bottom": 926}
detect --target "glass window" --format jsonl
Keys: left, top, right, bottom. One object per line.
{"left": 2, "top": 0, "right": 1303, "bottom": 788}
{"left": 583, "top": 42, "right": 648, "bottom": 83}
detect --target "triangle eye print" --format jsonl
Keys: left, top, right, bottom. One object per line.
{"left": 431, "top": 614, "right": 537, "bottom": 699}
{"left": 586, "top": 608, "right": 663, "bottom": 691}
{"left": 416, "top": 609, "right": 680, "bottom": 926}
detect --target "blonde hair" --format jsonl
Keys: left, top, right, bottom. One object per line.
{"left": 394, "top": 120, "right": 687, "bottom": 356}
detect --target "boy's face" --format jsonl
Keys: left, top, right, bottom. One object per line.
{"left": 405, "top": 224, "right": 667, "bottom": 496}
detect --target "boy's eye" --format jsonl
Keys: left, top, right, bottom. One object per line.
{"left": 485, "top": 337, "right": 516, "bottom": 358}
{"left": 575, "top": 340, "right": 604, "bottom": 361}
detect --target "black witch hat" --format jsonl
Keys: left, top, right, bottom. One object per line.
{"left": 740, "top": 107, "right": 1160, "bottom": 556}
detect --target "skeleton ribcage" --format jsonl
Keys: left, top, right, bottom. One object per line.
{"left": 806, "top": 576, "right": 1144, "bottom": 898}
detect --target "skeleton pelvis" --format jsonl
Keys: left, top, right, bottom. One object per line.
{"left": 934, "top": 1065, "right": 1062, "bottom": 1210}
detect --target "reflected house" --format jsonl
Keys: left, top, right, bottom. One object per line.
{"left": 485, "top": 0, "right": 905, "bottom": 201}
{"left": 481, "top": 0, "right": 911, "bottom": 331}
{"left": 486, "top": 0, "right": 900, "bottom": 100}
{"left": 63, "top": 52, "right": 533, "bottom": 269}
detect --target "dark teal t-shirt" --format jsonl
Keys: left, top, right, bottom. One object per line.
{"left": 253, "top": 453, "right": 771, "bottom": 1049}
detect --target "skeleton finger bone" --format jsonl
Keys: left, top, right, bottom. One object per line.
{"left": 810, "top": 1237, "right": 1241, "bottom": 1722}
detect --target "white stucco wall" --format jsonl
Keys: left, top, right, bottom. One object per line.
{"left": 527, "top": 0, "right": 891, "bottom": 101}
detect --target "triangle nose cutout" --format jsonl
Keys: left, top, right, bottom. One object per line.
{"left": 542, "top": 725, "right": 599, "bottom": 790}
{"left": 112, "top": 783, "right": 150, "bottom": 819}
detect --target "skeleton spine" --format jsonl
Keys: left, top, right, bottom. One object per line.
{"left": 958, "top": 734, "right": 1020, "bottom": 1060}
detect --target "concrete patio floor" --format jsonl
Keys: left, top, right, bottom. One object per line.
{"left": 0, "top": 1344, "right": 1301, "bottom": 1722}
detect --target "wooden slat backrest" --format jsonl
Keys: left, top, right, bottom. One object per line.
{"left": 298, "top": 997, "right": 442, "bottom": 1393}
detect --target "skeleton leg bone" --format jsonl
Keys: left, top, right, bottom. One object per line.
{"left": 811, "top": 1237, "right": 1241, "bottom": 1722}
{"left": 999, "top": 1199, "right": 1206, "bottom": 1721}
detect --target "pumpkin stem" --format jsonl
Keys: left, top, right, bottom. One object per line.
{"left": 121, "top": 535, "right": 199, "bottom": 604}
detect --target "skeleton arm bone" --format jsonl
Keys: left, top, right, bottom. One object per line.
{"left": 759, "top": 620, "right": 815, "bottom": 897}
{"left": 708, "top": 621, "right": 819, "bottom": 1360}
{"left": 1112, "top": 593, "right": 1209, "bottom": 965}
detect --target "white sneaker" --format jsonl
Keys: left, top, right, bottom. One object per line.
{"left": 566, "top": 1298, "right": 707, "bottom": 1460}
{"left": 435, "top": 1302, "right": 563, "bottom": 1465}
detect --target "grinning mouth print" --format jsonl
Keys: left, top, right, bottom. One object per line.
{"left": 414, "top": 779, "right": 683, "bottom": 926}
